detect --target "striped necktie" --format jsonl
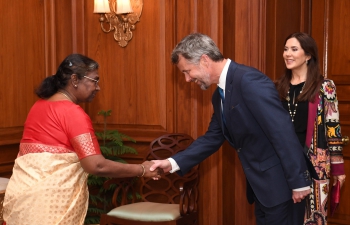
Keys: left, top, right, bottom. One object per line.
{"left": 218, "top": 87, "right": 226, "bottom": 124}
{"left": 218, "top": 87, "right": 225, "bottom": 103}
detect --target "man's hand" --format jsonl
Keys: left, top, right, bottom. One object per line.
{"left": 292, "top": 189, "right": 311, "bottom": 203}
{"left": 150, "top": 160, "right": 172, "bottom": 174}
{"left": 141, "top": 161, "right": 164, "bottom": 179}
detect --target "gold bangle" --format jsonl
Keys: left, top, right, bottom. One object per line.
{"left": 137, "top": 164, "right": 145, "bottom": 177}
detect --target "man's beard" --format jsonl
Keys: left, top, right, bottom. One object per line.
{"left": 200, "top": 82, "right": 208, "bottom": 90}
{"left": 199, "top": 73, "right": 210, "bottom": 90}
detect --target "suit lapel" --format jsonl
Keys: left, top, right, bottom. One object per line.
{"left": 213, "top": 88, "right": 225, "bottom": 126}
{"left": 223, "top": 62, "right": 238, "bottom": 125}
{"left": 220, "top": 61, "right": 239, "bottom": 147}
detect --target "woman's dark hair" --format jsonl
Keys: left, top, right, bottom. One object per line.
{"left": 36, "top": 54, "right": 99, "bottom": 98}
{"left": 275, "top": 32, "right": 324, "bottom": 102}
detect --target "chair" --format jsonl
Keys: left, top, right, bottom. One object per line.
{"left": 0, "top": 177, "right": 10, "bottom": 224}
{"left": 100, "top": 133, "right": 199, "bottom": 225}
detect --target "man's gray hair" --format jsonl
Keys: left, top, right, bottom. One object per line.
{"left": 171, "top": 33, "right": 224, "bottom": 65}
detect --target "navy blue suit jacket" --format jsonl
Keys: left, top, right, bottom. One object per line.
{"left": 172, "top": 61, "right": 313, "bottom": 207}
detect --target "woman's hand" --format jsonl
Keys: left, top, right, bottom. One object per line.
{"left": 80, "top": 155, "right": 163, "bottom": 178}
{"left": 333, "top": 174, "right": 346, "bottom": 188}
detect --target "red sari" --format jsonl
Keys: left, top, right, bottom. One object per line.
{"left": 3, "top": 99, "right": 101, "bottom": 225}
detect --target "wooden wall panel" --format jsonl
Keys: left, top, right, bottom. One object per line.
{"left": 221, "top": 2, "right": 237, "bottom": 224}
{"left": 0, "top": 0, "right": 45, "bottom": 131}
{"left": 44, "top": 0, "right": 83, "bottom": 75}
{"left": 0, "top": 145, "right": 18, "bottom": 178}
{"left": 172, "top": 0, "right": 197, "bottom": 138}
{"left": 85, "top": 0, "right": 176, "bottom": 142}
{"left": 265, "top": 0, "right": 309, "bottom": 81}
{"left": 328, "top": 1, "right": 350, "bottom": 82}
{"left": 0, "top": 0, "right": 46, "bottom": 176}
{"left": 310, "top": 0, "right": 326, "bottom": 75}
{"left": 196, "top": 0, "right": 225, "bottom": 224}
{"left": 54, "top": 1, "right": 74, "bottom": 57}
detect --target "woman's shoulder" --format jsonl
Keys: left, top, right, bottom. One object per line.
{"left": 34, "top": 99, "right": 86, "bottom": 115}
{"left": 321, "top": 79, "right": 337, "bottom": 89}
{"left": 321, "top": 77, "right": 336, "bottom": 84}
{"left": 320, "top": 79, "right": 337, "bottom": 99}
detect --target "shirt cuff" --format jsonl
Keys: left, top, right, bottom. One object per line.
{"left": 293, "top": 186, "right": 311, "bottom": 191}
{"left": 167, "top": 157, "right": 180, "bottom": 173}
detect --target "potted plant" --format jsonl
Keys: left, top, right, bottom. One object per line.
{"left": 84, "top": 109, "right": 138, "bottom": 225}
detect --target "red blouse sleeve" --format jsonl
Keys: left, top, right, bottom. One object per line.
{"left": 63, "top": 104, "right": 101, "bottom": 159}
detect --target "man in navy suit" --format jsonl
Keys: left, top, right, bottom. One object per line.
{"left": 150, "top": 33, "right": 313, "bottom": 225}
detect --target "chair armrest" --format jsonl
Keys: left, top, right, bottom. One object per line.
{"left": 179, "top": 174, "right": 199, "bottom": 216}
{"left": 103, "top": 177, "right": 138, "bottom": 208}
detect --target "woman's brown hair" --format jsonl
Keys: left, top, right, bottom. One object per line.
{"left": 275, "top": 32, "right": 324, "bottom": 102}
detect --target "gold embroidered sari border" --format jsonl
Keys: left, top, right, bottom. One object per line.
{"left": 19, "top": 143, "right": 74, "bottom": 157}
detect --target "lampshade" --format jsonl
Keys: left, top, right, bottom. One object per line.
{"left": 94, "top": 0, "right": 111, "bottom": 13}
{"left": 116, "top": 0, "right": 133, "bottom": 14}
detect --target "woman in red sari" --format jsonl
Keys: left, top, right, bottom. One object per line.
{"left": 2, "top": 54, "right": 161, "bottom": 225}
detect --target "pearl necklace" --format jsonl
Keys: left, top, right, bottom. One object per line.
{"left": 286, "top": 82, "right": 305, "bottom": 122}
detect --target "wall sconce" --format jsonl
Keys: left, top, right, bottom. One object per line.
{"left": 94, "top": 0, "right": 143, "bottom": 47}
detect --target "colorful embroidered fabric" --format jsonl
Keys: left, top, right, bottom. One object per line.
{"left": 305, "top": 79, "right": 344, "bottom": 224}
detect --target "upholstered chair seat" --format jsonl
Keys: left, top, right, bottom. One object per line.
{"left": 106, "top": 202, "right": 180, "bottom": 222}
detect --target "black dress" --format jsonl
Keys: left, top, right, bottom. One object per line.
{"left": 281, "top": 82, "right": 308, "bottom": 148}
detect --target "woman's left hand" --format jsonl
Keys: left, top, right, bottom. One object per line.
{"left": 333, "top": 174, "right": 346, "bottom": 188}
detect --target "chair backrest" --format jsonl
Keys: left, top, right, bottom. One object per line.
{"left": 100, "top": 134, "right": 199, "bottom": 224}
{"left": 140, "top": 133, "right": 199, "bottom": 204}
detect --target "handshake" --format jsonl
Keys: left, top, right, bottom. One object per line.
{"left": 139, "top": 159, "right": 173, "bottom": 180}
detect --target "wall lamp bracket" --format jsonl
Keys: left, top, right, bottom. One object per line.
{"left": 94, "top": 0, "right": 143, "bottom": 47}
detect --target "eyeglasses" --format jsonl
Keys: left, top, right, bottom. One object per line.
{"left": 83, "top": 76, "right": 99, "bottom": 86}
